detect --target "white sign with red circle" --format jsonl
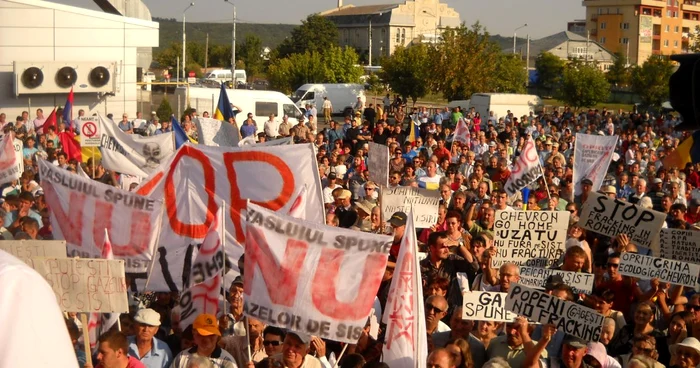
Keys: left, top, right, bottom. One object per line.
{"left": 79, "top": 117, "right": 101, "bottom": 147}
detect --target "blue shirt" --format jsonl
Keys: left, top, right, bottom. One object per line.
{"left": 4, "top": 208, "right": 42, "bottom": 228}
{"left": 240, "top": 123, "right": 257, "bottom": 138}
{"left": 127, "top": 335, "right": 172, "bottom": 368}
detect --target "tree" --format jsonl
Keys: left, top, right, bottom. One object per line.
{"left": 208, "top": 44, "right": 233, "bottom": 68}
{"left": 239, "top": 34, "right": 264, "bottom": 78}
{"left": 606, "top": 51, "right": 631, "bottom": 87}
{"left": 535, "top": 52, "right": 566, "bottom": 89}
{"left": 380, "top": 44, "right": 432, "bottom": 105}
{"left": 556, "top": 61, "right": 610, "bottom": 110}
{"left": 321, "top": 46, "right": 364, "bottom": 83}
{"left": 277, "top": 14, "right": 339, "bottom": 57}
{"left": 630, "top": 55, "right": 674, "bottom": 109}
{"left": 156, "top": 97, "right": 173, "bottom": 123}
{"left": 492, "top": 54, "right": 527, "bottom": 93}
{"left": 691, "top": 25, "right": 700, "bottom": 52}
{"left": 430, "top": 23, "right": 502, "bottom": 101}
{"left": 185, "top": 62, "right": 203, "bottom": 78}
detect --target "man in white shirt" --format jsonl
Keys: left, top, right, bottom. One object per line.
{"left": 32, "top": 108, "right": 47, "bottom": 135}
{"left": 264, "top": 114, "right": 278, "bottom": 139}
{"left": 419, "top": 161, "right": 443, "bottom": 190}
{"left": 323, "top": 172, "right": 342, "bottom": 209}
{"left": 322, "top": 97, "right": 333, "bottom": 122}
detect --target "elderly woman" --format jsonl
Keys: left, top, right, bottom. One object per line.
{"left": 610, "top": 302, "right": 670, "bottom": 366}
{"left": 669, "top": 337, "right": 700, "bottom": 368}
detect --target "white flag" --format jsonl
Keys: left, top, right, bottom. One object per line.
{"left": 0, "top": 132, "right": 20, "bottom": 186}
{"left": 178, "top": 274, "right": 222, "bottom": 329}
{"left": 503, "top": 138, "right": 542, "bottom": 196}
{"left": 195, "top": 117, "right": 240, "bottom": 147}
{"left": 97, "top": 113, "right": 175, "bottom": 178}
{"left": 452, "top": 118, "right": 469, "bottom": 144}
{"left": 382, "top": 210, "right": 428, "bottom": 368}
{"left": 188, "top": 206, "right": 225, "bottom": 287}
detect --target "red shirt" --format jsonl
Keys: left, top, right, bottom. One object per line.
{"left": 97, "top": 356, "right": 145, "bottom": 368}
{"left": 433, "top": 147, "right": 452, "bottom": 163}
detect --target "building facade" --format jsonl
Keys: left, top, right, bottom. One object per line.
{"left": 321, "top": 0, "right": 460, "bottom": 64}
{"left": 515, "top": 31, "right": 617, "bottom": 71}
{"left": 583, "top": 0, "right": 699, "bottom": 65}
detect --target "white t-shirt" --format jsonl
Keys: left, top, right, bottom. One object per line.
{"left": 0, "top": 249, "right": 79, "bottom": 367}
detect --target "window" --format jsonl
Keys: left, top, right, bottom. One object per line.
{"left": 255, "top": 102, "right": 278, "bottom": 117}
{"left": 401, "top": 28, "right": 406, "bottom": 44}
{"left": 674, "top": 11, "right": 678, "bottom": 17}
{"left": 617, "top": 8, "right": 620, "bottom": 14}
{"left": 598, "top": 8, "right": 604, "bottom": 14}
{"left": 600, "top": 36, "right": 607, "bottom": 43}
{"left": 343, "top": 29, "right": 348, "bottom": 44}
{"left": 674, "top": 40, "right": 679, "bottom": 47}
{"left": 283, "top": 104, "right": 298, "bottom": 119}
{"left": 667, "top": 10, "right": 672, "bottom": 17}
{"left": 675, "top": 26, "right": 680, "bottom": 32}
{"left": 623, "top": 22, "right": 629, "bottom": 29}
{"left": 666, "top": 25, "right": 671, "bottom": 32}
{"left": 619, "top": 37, "right": 629, "bottom": 44}
{"left": 664, "top": 39, "right": 670, "bottom": 47}
{"left": 395, "top": 29, "right": 400, "bottom": 43}
{"left": 601, "top": 22, "right": 607, "bottom": 29}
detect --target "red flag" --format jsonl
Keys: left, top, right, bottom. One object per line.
{"left": 58, "top": 131, "right": 82, "bottom": 162}
{"left": 43, "top": 107, "right": 57, "bottom": 133}
{"left": 287, "top": 185, "right": 307, "bottom": 219}
{"left": 102, "top": 228, "right": 114, "bottom": 260}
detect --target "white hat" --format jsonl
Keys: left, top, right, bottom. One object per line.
{"left": 133, "top": 308, "right": 161, "bottom": 326}
{"left": 671, "top": 337, "right": 700, "bottom": 358}
{"left": 639, "top": 143, "right": 648, "bottom": 149}
{"left": 597, "top": 131, "right": 605, "bottom": 135}
{"left": 488, "top": 141, "right": 497, "bottom": 147}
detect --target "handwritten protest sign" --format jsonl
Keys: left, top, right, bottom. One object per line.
{"left": 573, "top": 134, "right": 618, "bottom": 195}
{"left": 462, "top": 292, "right": 516, "bottom": 322}
{"left": 244, "top": 203, "right": 392, "bottom": 343}
{"left": 492, "top": 211, "right": 569, "bottom": 268}
{"left": 659, "top": 228, "right": 700, "bottom": 264}
{"left": 505, "top": 283, "right": 604, "bottom": 341}
{"left": 518, "top": 267, "right": 595, "bottom": 294}
{"left": 381, "top": 186, "right": 440, "bottom": 228}
{"left": 0, "top": 240, "right": 66, "bottom": 265}
{"left": 618, "top": 252, "right": 700, "bottom": 287}
{"left": 367, "top": 142, "right": 389, "bottom": 187}
{"left": 195, "top": 117, "right": 239, "bottom": 147}
{"left": 578, "top": 192, "right": 665, "bottom": 248}
{"left": 29, "top": 257, "right": 129, "bottom": 313}
{"left": 504, "top": 138, "right": 542, "bottom": 196}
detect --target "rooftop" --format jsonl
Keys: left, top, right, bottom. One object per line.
{"left": 321, "top": 4, "right": 400, "bottom": 17}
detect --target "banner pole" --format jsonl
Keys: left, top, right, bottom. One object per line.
{"left": 378, "top": 185, "right": 384, "bottom": 234}
{"left": 91, "top": 149, "right": 95, "bottom": 178}
{"left": 541, "top": 164, "right": 552, "bottom": 201}
{"left": 81, "top": 314, "right": 93, "bottom": 366}
{"left": 333, "top": 344, "right": 349, "bottom": 368}
{"left": 143, "top": 203, "right": 166, "bottom": 291}
{"left": 245, "top": 315, "right": 252, "bottom": 362}
{"left": 221, "top": 201, "right": 227, "bottom": 320}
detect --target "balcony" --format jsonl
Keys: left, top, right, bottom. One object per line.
{"left": 652, "top": 49, "right": 662, "bottom": 55}
{"left": 683, "top": 0, "right": 700, "bottom": 12}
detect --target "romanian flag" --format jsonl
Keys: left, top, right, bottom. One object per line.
{"left": 63, "top": 87, "right": 74, "bottom": 131}
{"left": 406, "top": 122, "right": 420, "bottom": 143}
{"left": 663, "top": 131, "right": 700, "bottom": 169}
{"left": 213, "top": 83, "right": 233, "bottom": 121}
{"left": 172, "top": 116, "right": 196, "bottom": 149}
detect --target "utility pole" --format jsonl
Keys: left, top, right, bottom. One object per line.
{"left": 526, "top": 34, "right": 530, "bottom": 86}
{"left": 205, "top": 33, "right": 209, "bottom": 70}
{"left": 368, "top": 17, "right": 372, "bottom": 67}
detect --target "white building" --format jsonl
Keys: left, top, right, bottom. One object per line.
{"left": 0, "top": 0, "right": 158, "bottom": 120}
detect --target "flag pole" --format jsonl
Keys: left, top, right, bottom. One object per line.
{"left": 81, "top": 314, "right": 93, "bottom": 366}
{"left": 221, "top": 201, "right": 228, "bottom": 323}
{"left": 333, "top": 344, "right": 349, "bottom": 368}
{"left": 540, "top": 163, "right": 551, "bottom": 200}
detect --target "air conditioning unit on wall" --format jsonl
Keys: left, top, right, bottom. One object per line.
{"left": 13, "top": 61, "right": 117, "bottom": 96}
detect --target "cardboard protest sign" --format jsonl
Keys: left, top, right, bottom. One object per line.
{"left": 462, "top": 292, "right": 516, "bottom": 322}
{"left": 39, "top": 159, "right": 164, "bottom": 273}
{"left": 492, "top": 211, "right": 569, "bottom": 268}
{"left": 578, "top": 192, "right": 665, "bottom": 248}
{"left": 505, "top": 283, "right": 604, "bottom": 341}
{"left": 0, "top": 240, "right": 66, "bottom": 264}
{"left": 29, "top": 257, "right": 129, "bottom": 313}
{"left": 195, "top": 117, "right": 240, "bottom": 147}
{"left": 518, "top": 267, "right": 595, "bottom": 294}
{"left": 504, "top": 138, "right": 542, "bottom": 196}
{"left": 381, "top": 186, "right": 440, "bottom": 228}
{"left": 573, "top": 134, "right": 618, "bottom": 195}
{"left": 134, "top": 143, "right": 325, "bottom": 291}
{"left": 244, "top": 203, "right": 391, "bottom": 344}
{"left": 367, "top": 142, "right": 389, "bottom": 187}
{"left": 13, "top": 136, "right": 24, "bottom": 176}
{"left": 618, "top": 252, "right": 700, "bottom": 287}
{"left": 659, "top": 228, "right": 700, "bottom": 264}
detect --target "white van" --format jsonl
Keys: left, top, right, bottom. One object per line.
{"left": 469, "top": 93, "right": 542, "bottom": 120}
{"left": 204, "top": 69, "right": 247, "bottom": 86}
{"left": 292, "top": 84, "right": 365, "bottom": 115}
{"left": 178, "top": 87, "right": 303, "bottom": 133}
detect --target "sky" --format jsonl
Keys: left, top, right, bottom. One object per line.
{"left": 48, "top": 0, "right": 584, "bottom": 39}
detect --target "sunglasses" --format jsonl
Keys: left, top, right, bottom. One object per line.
{"left": 263, "top": 340, "right": 281, "bottom": 346}
{"left": 365, "top": 188, "right": 375, "bottom": 191}
{"left": 688, "top": 305, "right": 700, "bottom": 312}
{"left": 426, "top": 304, "right": 445, "bottom": 314}
{"left": 606, "top": 263, "right": 620, "bottom": 268}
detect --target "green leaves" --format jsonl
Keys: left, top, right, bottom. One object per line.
{"left": 535, "top": 52, "right": 566, "bottom": 89}
{"left": 630, "top": 55, "right": 674, "bottom": 109}
{"left": 556, "top": 61, "right": 610, "bottom": 110}
{"left": 276, "top": 15, "right": 340, "bottom": 58}
{"left": 380, "top": 44, "right": 431, "bottom": 105}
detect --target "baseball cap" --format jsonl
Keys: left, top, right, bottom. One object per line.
{"left": 328, "top": 172, "right": 337, "bottom": 180}
{"left": 193, "top": 314, "right": 221, "bottom": 336}
{"left": 563, "top": 334, "right": 587, "bottom": 349}
{"left": 581, "top": 178, "right": 593, "bottom": 186}
{"left": 639, "top": 142, "right": 648, "bottom": 149}
{"left": 544, "top": 275, "right": 564, "bottom": 291}
{"left": 388, "top": 212, "right": 408, "bottom": 227}
{"left": 488, "top": 141, "right": 497, "bottom": 147}
{"left": 287, "top": 330, "right": 311, "bottom": 345}
{"left": 133, "top": 308, "right": 161, "bottom": 326}
{"left": 653, "top": 178, "right": 663, "bottom": 184}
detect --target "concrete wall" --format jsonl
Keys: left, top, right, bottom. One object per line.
{"left": 0, "top": 0, "right": 158, "bottom": 120}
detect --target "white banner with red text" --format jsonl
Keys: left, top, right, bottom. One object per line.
{"left": 573, "top": 133, "right": 618, "bottom": 195}
{"left": 243, "top": 203, "right": 391, "bottom": 344}
{"left": 504, "top": 138, "right": 542, "bottom": 196}
{"left": 134, "top": 143, "right": 325, "bottom": 291}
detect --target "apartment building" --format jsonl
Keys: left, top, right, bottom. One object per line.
{"left": 583, "top": 0, "right": 700, "bottom": 65}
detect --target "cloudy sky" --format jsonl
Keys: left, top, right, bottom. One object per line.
{"left": 49, "top": 0, "right": 584, "bottom": 39}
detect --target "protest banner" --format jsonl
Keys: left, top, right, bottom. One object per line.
{"left": 195, "top": 117, "right": 239, "bottom": 147}
{"left": 658, "top": 228, "right": 700, "bottom": 264}
{"left": 39, "top": 159, "right": 164, "bottom": 273}
{"left": 518, "top": 267, "right": 595, "bottom": 294}
{"left": 0, "top": 240, "right": 66, "bottom": 264}
{"left": 504, "top": 138, "right": 542, "bottom": 196}
{"left": 578, "top": 192, "right": 665, "bottom": 248}
{"left": 492, "top": 210, "right": 569, "bottom": 268}
{"left": 462, "top": 292, "right": 517, "bottom": 322}
{"left": 505, "top": 283, "right": 604, "bottom": 341}
{"left": 573, "top": 134, "right": 618, "bottom": 195}
{"left": 29, "top": 257, "right": 129, "bottom": 313}
{"left": 97, "top": 113, "right": 176, "bottom": 178}
{"left": 367, "top": 142, "right": 389, "bottom": 187}
{"left": 239, "top": 136, "right": 293, "bottom": 147}
{"left": 618, "top": 252, "right": 700, "bottom": 287}
{"left": 0, "top": 132, "right": 21, "bottom": 185}
{"left": 244, "top": 203, "right": 391, "bottom": 344}
{"left": 452, "top": 119, "right": 469, "bottom": 145}
{"left": 134, "top": 143, "right": 325, "bottom": 291}
{"left": 381, "top": 186, "right": 440, "bottom": 228}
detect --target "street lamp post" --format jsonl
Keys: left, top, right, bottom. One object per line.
{"left": 224, "top": 0, "right": 236, "bottom": 87}
{"left": 182, "top": 2, "right": 194, "bottom": 82}
{"left": 513, "top": 23, "right": 527, "bottom": 54}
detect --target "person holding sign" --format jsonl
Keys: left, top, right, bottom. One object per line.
{"left": 486, "top": 316, "right": 547, "bottom": 367}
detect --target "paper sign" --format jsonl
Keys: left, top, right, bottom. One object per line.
{"left": 618, "top": 252, "right": 700, "bottom": 287}
{"left": 367, "top": 142, "right": 389, "bottom": 187}
{"left": 462, "top": 292, "right": 516, "bottom": 322}
{"left": 492, "top": 211, "right": 569, "bottom": 268}
{"left": 29, "top": 257, "right": 129, "bottom": 313}
{"left": 573, "top": 134, "right": 618, "bottom": 195}
{"left": 381, "top": 186, "right": 440, "bottom": 228}
{"left": 504, "top": 138, "right": 542, "bottom": 196}
{"left": 195, "top": 117, "right": 240, "bottom": 147}
{"left": 79, "top": 117, "right": 101, "bottom": 147}
{"left": 0, "top": 240, "right": 66, "bottom": 264}
{"left": 369, "top": 308, "right": 380, "bottom": 340}
{"left": 505, "top": 283, "right": 604, "bottom": 341}
{"left": 518, "top": 267, "right": 595, "bottom": 294}
{"left": 578, "top": 192, "right": 665, "bottom": 248}
{"left": 659, "top": 228, "right": 700, "bottom": 264}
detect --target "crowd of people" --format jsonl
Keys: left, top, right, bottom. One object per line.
{"left": 3, "top": 97, "right": 700, "bottom": 368}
